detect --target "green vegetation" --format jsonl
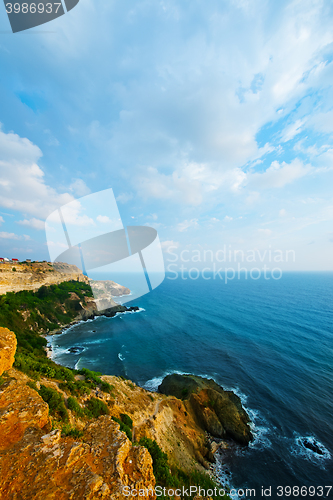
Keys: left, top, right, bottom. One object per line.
{"left": 27, "top": 380, "right": 38, "bottom": 391}
{"left": 0, "top": 280, "right": 93, "bottom": 356}
{"left": 85, "top": 397, "right": 109, "bottom": 418}
{"left": 61, "top": 424, "right": 84, "bottom": 439}
{"left": 67, "top": 396, "right": 85, "bottom": 418}
{"left": 112, "top": 413, "right": 133, "bottom": 441}
{"left": 181, "top": 388, "right": 189, "bottom": 398}
{"left": 59, "top": 379, "right": 91, "bottom": 397}
{"left": 139, "top": 437, "right": 230, "bottom": 500}
{"left": 39, "top": 385, "right": 69, "bottom": 422}
{"left": 59, "top": 368, "right": 114, "bottom": 397}
{"left": 0, "top": 281, "right": 93, "bottom": 382}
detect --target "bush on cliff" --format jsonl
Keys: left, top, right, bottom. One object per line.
{"left": 67, "top": 396, "right": 85, "bottom": 418}
{"left": 85, "top": 397, "right": 109, "bottom": 418}
{"left": 39, "top": 385, "right": 69, "bottom": 422}
{"left": 0, "top": 281, "right": 93, "bottom": 360}
{"left": 139, "top": 437, "right": 171, "bottom": 484}
{"left": 112, "top": 414, "right": 133, "bottom": 441}
{"left": 139, "top": 437, "right": 230, "bottom": 499}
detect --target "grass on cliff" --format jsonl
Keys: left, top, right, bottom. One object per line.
{"left": 0, "top": 280, "right": 93, "bottom": 354}
{"left": 139, "top": 437, "right": 230, "bottom": 500}
{"left": 0, "top": 281, "right": 94, "bottom": 381}
{"left": 112, "top": 413, "right": 133, "bottom": 441}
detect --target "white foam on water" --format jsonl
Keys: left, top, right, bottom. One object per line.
{"left": 118, "top": 353, "right": 125, "bottom": 361}
{"left": 291, "top": 434, "right": 331, "bottom": 465}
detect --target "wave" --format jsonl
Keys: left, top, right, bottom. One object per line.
{"left": 291, "top": 434, "right": 331, "bottom": 464}
{"left": 118, "top": 353, "right": 125, "bottom": 361}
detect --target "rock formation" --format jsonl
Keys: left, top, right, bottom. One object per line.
{"left": 158, "top": 374, "right": 253, "bottom": 446}
{"left": 0, "top": 328, "right": 17, "bottom": 376}
{"left": 0, "top": 331, "right": 156, "bottom": 499}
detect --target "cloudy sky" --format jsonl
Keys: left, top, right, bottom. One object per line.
{"left": 0, "top": 0, "right": 332, "bottom": 270}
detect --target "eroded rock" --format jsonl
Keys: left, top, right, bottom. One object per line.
{"left": 159, "top": 374, "right": 253, "bottom": 446}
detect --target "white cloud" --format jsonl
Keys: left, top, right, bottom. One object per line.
{"left": 0, "top": 127, "right": 74, "bottom": 219}
{"left": 17, "top": 218, "right": 45, "bottom": 230}
{"left": 258, "top": 228, "right": 272, "bottom": 236}
{"left": 0, "top": 231, "right": 20, "bottom": 240}
{"left": 161, "top": 240, "right": 179, "bottom": 251}
{"left": 96, "top": 215, "right": 111, "bottom": 223}
{"left": 0, "top": 231, "right": 30, "bottom": 240}
{"left": 0, "top": 216, "right": 4, "bottom": 225}
{"left": 279, "top": 209, "right": 287, "bottom": 217}
{"left": 58, "top": 200, "right": 95, "bottom": 227}
{"left": 116, "top": 192, "right": 133, "bottom": 204}
{"left": 249, "top": 159, "right": 312, "bottom": 189}
{"left": 224, "top": 216, "right": 233, "bottom": 221}
{"left": 70, "top": 178, "right": 91, "bottom": 197}
{"left": 281, "top": 119, "right": 305, "bottom": 142}
{"left": 177, "top": 219, "right": 199, "bottom": 232}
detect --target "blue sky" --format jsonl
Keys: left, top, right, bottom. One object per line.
{"left": 0, "top": 0, "right": 332, "bottom": 270}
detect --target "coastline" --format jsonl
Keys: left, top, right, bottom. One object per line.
{"left": 44, "top": 304, "right": 141, "bottom": 360}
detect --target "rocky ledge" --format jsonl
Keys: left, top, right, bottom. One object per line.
{"left": 159, "top": 373, "right": 253, "bottom": 446}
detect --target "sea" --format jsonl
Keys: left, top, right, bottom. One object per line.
{"left": 48, "top": 272, "right": 333, "bottom": 498}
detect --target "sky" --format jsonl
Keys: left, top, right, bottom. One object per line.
{"left": 0, "top": 0, "right": 332, "bottom": 271}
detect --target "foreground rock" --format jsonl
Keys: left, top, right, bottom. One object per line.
{"left": 159, "top": 374, "right": 253, "bottom": 446}
{"left": 0, "top": 415, "right": 155, "bottom": 499}
{"left": 0, "top": 328, "right": 17, "bottom": 376}
{"left": 0, "top": 331, "right": 156, "bottom": 499}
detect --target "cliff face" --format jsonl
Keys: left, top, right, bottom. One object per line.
{"left": 0, "top": 334, "right": 156, "bottom": 500}
{"left": 159, "top": 374, "right": 253, "bottom": 446}
{"left": 0, "top": 328, "right": 221, "bottom": 499}
{"left": 0, "top": 328, "right": 17, "bottom": 376}
{"left": 0, "top": 262, "right": 89, "bottom": 295}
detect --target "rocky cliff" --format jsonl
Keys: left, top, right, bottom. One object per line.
{"left": 0, "top": 261, "right": 89, "bottom": 295}
{"left": 159, "top": 374, "right": 253, "bottom": 446}
{"left": 0, "top": 327, "right": 235, "bottom": 499}
{"left": 0, "top": 328, "right": 16, "bottom": 376}
{"left": 0, "top": 338, "right": 156, "bottom": 500}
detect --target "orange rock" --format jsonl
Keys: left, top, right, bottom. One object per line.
{"left": 0, "top": 328, "right": 17, "bottom": 376}
{"left": 0, "top": 376, "right": 50, "bottom": 449}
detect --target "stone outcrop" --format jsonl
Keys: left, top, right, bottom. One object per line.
{"left": 0, "top": 374, "right": 50, "bottom": 450}
{"left": 158, "top": 374, "right": 253, "bottom": 446}
{"left": 0, "top": 261, "right": 89, "bottom": 295}
{"left": 0, "top": 330, "right": 156, "bottom": 499}
{"left": 0, "top": 328, "right": 17, "bottom": 376}
{"left": 0, "top": 413, "right": 156, "bottom": 499}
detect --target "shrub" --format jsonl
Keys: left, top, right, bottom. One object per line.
{"left": 85, "top": 397, "right": 109, "bottom": 418}
{"left": 112, "top": 416, "right": 132, "bottom": 441}
{"left": 120, "top": 413, "right": 133, "bottom": 428}
{"left": 59, "top": 380, "right": 92, "bottom": 397}
{"left": 27, "top": 380, "right": 38, "bottom": 391}
{"left": 61, "top": 424, "right": 84, "bottom": 439}
{"left": 139, "top": 437, "right": 171, "bottom": 484}
{"left": 138, "top": 437, "right": 229, "bottom": 498}
{"left": 39, "top": 385, "right": 68, "bottom": 422}
{"left": 67, "top": 396, "right": 85, "bottom": 417}
{"left": 100, "top": 380, "right": 114, "bottom": 394}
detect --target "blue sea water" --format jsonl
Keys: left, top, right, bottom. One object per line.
{"left": 49, "top": 272, "right": 333, "bottom": 496}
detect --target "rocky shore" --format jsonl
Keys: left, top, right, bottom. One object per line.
{"left": 159, "top": 374, "right": 253, "bottom": 446}
{"left": 0, "top": 278, "right": 253, "bottom": 499}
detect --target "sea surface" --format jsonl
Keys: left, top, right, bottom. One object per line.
{"left": 49, "top": 272, "right": 333, "bottom": 497}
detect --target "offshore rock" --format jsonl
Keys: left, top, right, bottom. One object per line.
{"left": 159, "top": 373, "right": 253, "bottom": 446}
